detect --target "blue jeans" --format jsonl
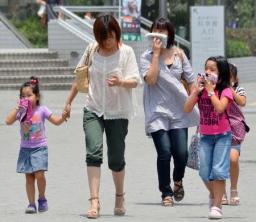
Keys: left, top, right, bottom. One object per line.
{"left": 199, "top": 132, "right": 231, "bottom": 182}
{"left": 151, "top": 128, "right": 188, "bottom": 199}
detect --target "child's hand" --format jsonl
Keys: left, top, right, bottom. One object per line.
{"left": 204, "top": 79, "right": 215, "bottom": 93}
{"left": 195, "top": 76, "right": 204, "bottom": 93}
{"left": 62, "top": 110, "right": 69, "bottom": 121}
{"left": 63, "top": 104, "right": 71, "bottom": 121}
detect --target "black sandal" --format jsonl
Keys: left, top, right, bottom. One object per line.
{"left": 173, "top": 181, "right": 184, "bottom": 202}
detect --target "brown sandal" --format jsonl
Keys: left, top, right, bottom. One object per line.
{"left": 162, "top": 196, "right": 174, "bottom": 206}
{"left": 114, "top": 193, "right": 126, "bottom": 216}
{"left": 173, "top": 181, "right": 185, "bottom": 202}
{"left": 87, "top": 197, "right": 100, "bottom": 219}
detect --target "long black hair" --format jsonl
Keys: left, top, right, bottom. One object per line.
{"left": 205, "top": 56, "right": 230, "bottom": 95}
{"left": 19, "top": 76, "right": 40, "bottom": 105}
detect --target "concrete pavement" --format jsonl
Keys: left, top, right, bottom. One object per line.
{"left": 0, "top": 84, "right": 255, "bottom": 222}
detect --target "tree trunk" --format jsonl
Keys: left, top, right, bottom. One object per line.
{"left": 7, "top": 0, "right": 20, "bottom": 18}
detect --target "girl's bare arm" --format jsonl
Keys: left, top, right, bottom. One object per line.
{"left": 232, "top": 88, "right": 246, "bottom": 107}
{"left": 48, "top": 113, "right": 66, "bottom": 126}
{"left": 5, "top": 107, "right": 18, "bottom": 125}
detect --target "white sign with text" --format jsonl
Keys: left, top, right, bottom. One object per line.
{"left": 191, "top": 6, "right": 225, "bottom": 74}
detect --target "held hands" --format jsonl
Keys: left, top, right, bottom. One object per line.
{"left": 63, "top": 104, "right": 71, "bottom": 121}
{"left": 107, "top": 74, "right": 124, "bottom": 87}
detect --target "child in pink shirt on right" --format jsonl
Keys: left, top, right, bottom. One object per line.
{"left": 184, "top": 56, "right": 233, "bottom": 220}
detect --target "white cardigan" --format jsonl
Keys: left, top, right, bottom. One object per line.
{"left": 80, "top": 43, "right": 140, "bottom": 120}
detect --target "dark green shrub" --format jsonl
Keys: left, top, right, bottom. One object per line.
{"left": 226, "top": 39, "right": 251, "bottom": 58}
{"left": 12, "top": 16, "right": 47, "bottom": 48}
{"left": 226, "top": 28, "right": 256, "bottom": 55}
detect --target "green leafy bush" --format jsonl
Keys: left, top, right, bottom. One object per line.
{"left": 227, "top": 28, "right": 256, "bottom": 56}
{"left": 12, "top": 17, "right": 47, "bottom": 48}
{"left": 226, "top": 39, "right": 251, "bottom": 58}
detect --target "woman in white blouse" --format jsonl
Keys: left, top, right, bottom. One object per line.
{"left": 63, "top": 14, "right": 140, "bottom": 219}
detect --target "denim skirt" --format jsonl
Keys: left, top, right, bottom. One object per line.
{"left": 17, "top": 146, "right": 48, "bottom": 174}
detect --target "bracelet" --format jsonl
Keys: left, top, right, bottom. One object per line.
{"left": 14, "top": 106, "right": 19, "bottom": 111}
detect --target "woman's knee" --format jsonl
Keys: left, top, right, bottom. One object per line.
{"left": 211, "top": 167, "right": 229, "bottom": 180}
{"left": 108, "top": 158, "right": 125, "bottom": 172}
{"left": 157, "top": 150, "right": 171, "bottom": 160}
{"left": 85, "top": 142, "right": 103, "bottom": 166}
{"left": 86, "top": 155, "right": 102, "bottom": 167}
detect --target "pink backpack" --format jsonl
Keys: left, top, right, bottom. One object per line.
{"left": 226, "top": 102, "right": 250, "bottom": 145}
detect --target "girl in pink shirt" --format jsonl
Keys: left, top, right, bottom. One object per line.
{"left": 184, "top": 56, "right": 233, "bottom": 219}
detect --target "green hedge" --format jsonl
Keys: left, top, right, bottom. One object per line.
{"left": 226, "top": 39, "right": 251, "bottom": 58}
{"left": 226, "top": 28, "right": 256, "bottom": 57}
{"left": 12, "top": 17, "right": 47, "bottom": 48}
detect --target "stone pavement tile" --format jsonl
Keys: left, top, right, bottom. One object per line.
{"left": 0, "top": 87, "right": 255, "bottom": 222}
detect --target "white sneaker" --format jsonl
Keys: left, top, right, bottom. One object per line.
{"left": 25, "top": 204, "right": 37, "bottom": 214}
{"left": 208, "top": 206, "right": 222, "bottom": 219}
{"left": 209, "top": 197, "right": 214, "bottom": 210}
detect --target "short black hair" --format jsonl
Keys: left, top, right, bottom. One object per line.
{"left": 93, "top": 14, "right": 121, "bottom": 48}
{"left": 150, "top": 17, "right": 175, "bottom": 48}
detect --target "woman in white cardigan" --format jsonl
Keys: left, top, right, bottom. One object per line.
{"left": 63, "top": 14, "right": 140, "bottom": 219}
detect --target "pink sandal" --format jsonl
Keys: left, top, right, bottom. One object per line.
{"left": 230, "top": 190, "right": 240, "bottom": 206}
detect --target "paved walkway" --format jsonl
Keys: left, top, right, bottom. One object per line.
{"left": 0, "top": 84, "right": 255, "bottom": 222}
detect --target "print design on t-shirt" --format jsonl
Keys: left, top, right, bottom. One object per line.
{"left": 199, "top": 97, "right": 224, "bottom": 126}
{"left": 22, "top": 113, "right": 43, "bottom": 142}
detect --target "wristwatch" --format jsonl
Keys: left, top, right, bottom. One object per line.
{"left": 208, "top": 91, "right": 215, "bottom": 97}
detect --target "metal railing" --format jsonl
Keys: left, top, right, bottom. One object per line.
{"left": 56, "top": 5, "right": 191, "bottom": 51}
{"left": 0, "top": 11, "right": 32, "bottom": 48}
{"left": 57, "top": 6, "right": 94, "bottom": 42}
{"left": 63, "top": 5, "right": 119, "bottom": 13}
{"left": 140, "top": 16, "right": 191, "bottom": 50}
{"left": 54, "top": 5, "right": 191, "bottom": 57}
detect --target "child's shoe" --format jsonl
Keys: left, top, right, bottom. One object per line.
{"left": 38, "top": 198, "right": 48, "bottom": 212}
{"left": 25, "top": 204, "right": 37, "bottom": 214}
{"left": 208, "top": 196, "right": 214, "bottom": 210}
{"left": 208, "top": 206, "right": 222, "bottom": 219}
{"left": 230, "top": 189, "right": 240, "bottom": 206}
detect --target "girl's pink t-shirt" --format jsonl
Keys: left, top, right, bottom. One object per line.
{"left": 198, "top": 88, "right": 233, "bottom": 135}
